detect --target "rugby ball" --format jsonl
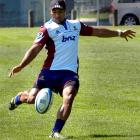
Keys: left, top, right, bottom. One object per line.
{"left": 35, "top": 88, "right": 53, "bottom": 114}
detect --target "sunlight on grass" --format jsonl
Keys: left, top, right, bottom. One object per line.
{"left": 0, "top": 26, "right": 140, "bottom": 140}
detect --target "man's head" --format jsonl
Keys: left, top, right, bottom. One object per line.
{"left": 50, "top": 0, "right": 66, "bottom": 24}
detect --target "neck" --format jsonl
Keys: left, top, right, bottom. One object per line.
{"left": 52, "top": 18, "right": 66, "bottom": 24}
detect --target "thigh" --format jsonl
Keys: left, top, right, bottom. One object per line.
{"left": 62, "top": 85, "right": 78, "bottom": 105}
{"left": 34, "top": 69, "right": 60, "bottom": 90}
{"left": 63, "top": 71, "right": 79, "bottom": 91}
{"left": 59, "top": 70, "right": 79, "bottom": 96}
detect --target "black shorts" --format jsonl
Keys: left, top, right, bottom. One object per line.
{"left": 33, "top": 69, "right": 79, "bottom": 95}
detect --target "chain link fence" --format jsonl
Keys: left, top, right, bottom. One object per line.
{"left": 74, "top": 0, "right": 111, "bottom": 25}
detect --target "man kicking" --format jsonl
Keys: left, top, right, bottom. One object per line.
{"left": 9, "top": 0, "right": 136, "bottom": 139}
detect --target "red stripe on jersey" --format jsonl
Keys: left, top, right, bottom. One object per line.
{"left": 80, "top": 22, "right": 93, "bottom": 36}
{"left": 35, "top": 25, "right": 49, "bottom": 46}
{"left": 42, "top": 38, "right": 55, "bottom": 69}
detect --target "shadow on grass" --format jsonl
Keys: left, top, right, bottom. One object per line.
{"left": 93, "top": 134, "right": 140, "bottom": 138}
{"left": 67, "top": 134, "right": 140, "bottom": 139}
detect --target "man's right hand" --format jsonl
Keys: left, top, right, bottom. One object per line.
{"left": 9, "top": 65, "right": 22, "bottom": 77}
{"left": 8, "top": 43, "right": 44, "bottom": 78}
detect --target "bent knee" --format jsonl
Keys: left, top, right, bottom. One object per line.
{"left": 63, "top": 93, "right": 76, "bottom": 108}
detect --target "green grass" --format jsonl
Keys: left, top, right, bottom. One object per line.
{"left": 0, "top": 26, "right": 140, "bottom": 140}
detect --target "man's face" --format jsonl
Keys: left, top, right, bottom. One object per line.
{"left": 51, "top": 8, "right": 65, "bottom": 24}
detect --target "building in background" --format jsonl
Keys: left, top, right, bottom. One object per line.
{"left": 0, "top": 0, "right": 44, "bottom": 26}
{"left": 0, "top": 0, "right": 74, "bottom": 27}
{"left": 0, "top": 0, "right": 111, "bottom": 27}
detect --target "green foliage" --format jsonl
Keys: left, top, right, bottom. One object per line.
{"left": 0, "top": 26, "right": 140, "bottom": 140}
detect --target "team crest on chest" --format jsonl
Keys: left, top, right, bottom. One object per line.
{"left": 56, "top": 30, "right": 61, "bottom": 35}
{"left": 73, "top": 26, "right": 78, "bottom": 31}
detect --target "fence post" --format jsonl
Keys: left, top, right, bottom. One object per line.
{"left": 28, "top": 9, "right": 34, "bottom": 27}
{"left": 114, "top": 10, "right": 118, "bottom": 26}
{"left": 96, "top": 0, "right": 100, "bottom": 26}
{"left": 71, "top": 9, "right": 77, "bottom": 19}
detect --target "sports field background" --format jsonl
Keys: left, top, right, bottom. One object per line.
{"left": 0, "top": 26, "right": 140, "bottom": 140}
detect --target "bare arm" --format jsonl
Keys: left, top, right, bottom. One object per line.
{"left": 9, "top": 43, "right": 43, "bottom": 77}
{"left": 91, "top": 28, "right": 136, "bottom": 41}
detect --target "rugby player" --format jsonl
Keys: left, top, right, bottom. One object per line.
{"left": 8, "top": 0, "right": 135, "bottom": 139}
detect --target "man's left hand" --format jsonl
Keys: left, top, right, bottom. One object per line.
{"left": 121, "top": 30, "right": 136, "bottom": 41}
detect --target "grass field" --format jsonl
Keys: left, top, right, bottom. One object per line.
{"left": 0, "top": 26, "right": 140, "bottom": 140}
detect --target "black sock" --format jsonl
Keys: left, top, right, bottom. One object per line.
{"left": 52, "top": 119, "right": 66, "bottom": 133}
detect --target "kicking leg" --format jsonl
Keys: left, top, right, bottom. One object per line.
{"left": 9, "top": 88, "right": 40, "bottom": 110}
